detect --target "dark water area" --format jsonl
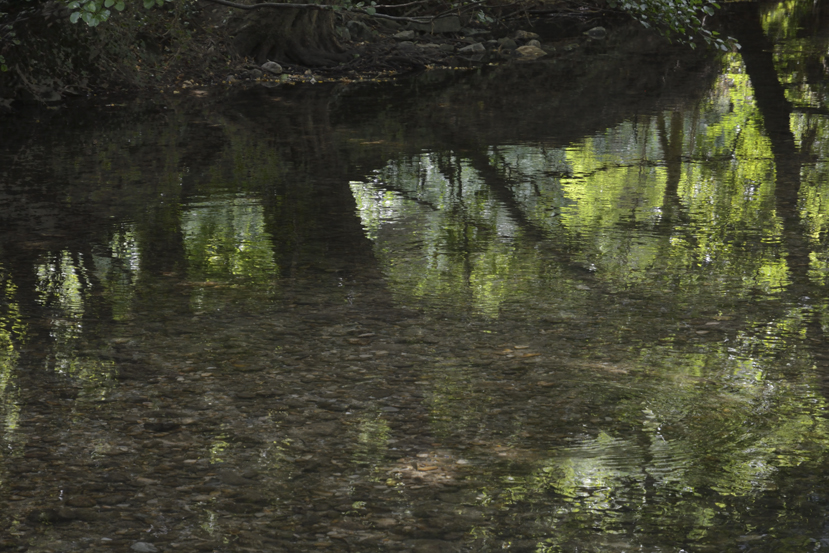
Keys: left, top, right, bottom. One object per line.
{"left": 3, "top": 3, "right": 829, "bottom": 552}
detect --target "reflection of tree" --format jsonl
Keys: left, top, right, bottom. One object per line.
{"left": 5, "top": 12, "right": 829, "bottom": 548}
{"left": 343, "top": 8, "right": 829, "bottom": 546}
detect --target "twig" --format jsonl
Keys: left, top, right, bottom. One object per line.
{"left": 372, "top": 0, "right": 433, "bottom": 9}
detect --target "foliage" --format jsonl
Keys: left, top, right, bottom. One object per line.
{"left": 607, "top": 0, "right": 738, "bottom": 50}
{"left": 67, "top": 0, "right": 123, "bottom": 26}
{"left": 66, "top": 0, "right": 175, "bottom": 26}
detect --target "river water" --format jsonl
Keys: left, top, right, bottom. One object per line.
{"left": 2, "top": 3, "right": 829, "bottom": 552}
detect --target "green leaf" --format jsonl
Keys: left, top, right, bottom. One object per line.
{"left": 366, "top": 6, "right": 376, "bottom": 15}
{"left": 70, "top": 11, "right": 81, "bottom": 22}
{"left": 115, "top": 0, "right": 125, "bottom": 9}
{"left": 156, "top": 0, "right": 164, "bottom": 6}
{"left": 104, "top": 0, "right": 114, "bottom": 7}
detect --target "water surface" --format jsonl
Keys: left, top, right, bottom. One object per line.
{"left": 2, "top": 5, "right": 829, "bottom": 552}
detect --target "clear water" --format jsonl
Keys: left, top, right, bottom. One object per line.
{"left": 2, "top": 5, "right": 829, "bottom": 552}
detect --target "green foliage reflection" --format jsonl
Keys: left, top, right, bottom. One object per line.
{"left": 183, "top": 195, "right": 278, "bottom": 284}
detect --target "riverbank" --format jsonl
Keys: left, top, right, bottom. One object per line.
{"left": 0, "top": 0, "right": 624, "bottom": 111}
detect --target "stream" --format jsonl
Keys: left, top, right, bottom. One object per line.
{"left": 2, "top": 3, "right": 829, "bottom": 552}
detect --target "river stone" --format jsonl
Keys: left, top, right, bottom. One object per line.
{"left": 498, "top": 37, "right": 517, "bottom": 50}
{"left": 458, "top": 43, "right": 486, "bottom": 54}
{"left": 514, "top": 30, "right": 540, "bottom": 40}
{"left": 585, "top": 26, "right": 607, "bottom": 39}
{"left": 516, "top": 45, "right": 547, "bottom": 59}
{"left": 144, "top": 421, "right": 179, "bottom": 432}
{"left": 57, "top": 507, "right": 97, "bottom": 521}
{"left": 131, "top": 542, "right": 158, "bottom": 553}
{"left": 261, "top": 61, "right": 282, "bottom": 75}
{"left": 408, "top": 15, "right": 461, "bottom": 34}
{"left": 411, "top": 540, "right": 457, "bottom": 553}
{"left": 65, "top": 496, "right": 96, "bottom": 508}
{"left": 526, "top": 39, "right": 541, "bottom": 47}
{"left": 394, "top": 30, "right": 416, "bottom": 40}
{"left": 218, "top": 471, "right": 256, "bottom": 486}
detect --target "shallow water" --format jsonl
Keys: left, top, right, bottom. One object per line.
{"left": 3, "top": 5, "right": 829, "bottom": 553}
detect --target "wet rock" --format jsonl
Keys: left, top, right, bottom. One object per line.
{"left": 297, "top": 421, "right": 338, "bottom": 436}
{"left": 394, "top": 30, "right": 416, "bottom": 41}
{"left": 218, "top": 470, "right": 257, "bottom": 486}
{"left": 409, "top": 16, "right": 461, "bottom": 34}
{"left": 27, "top": 508, "right": 61, "bottom": 524}
{"left": 221, "top": 500, "right": 264, "bottom": 514}
{"left": 57, "top": 507, "right": 98, "bottom": 521}
{"left": 585, "top": 26, "right": 607, "bottom": 39}
{"left": 458, "top": 43, "right": 486, "bottom": 54}
{"left": 258, "top": 60, "right": 281, "bottom": 76}
{"left": 498, "top": 37, "right": 517, "bottom": 51}
{"left": 235, "top": 492, "right": 270, "bottom": 505}
{"left": 144, "top": 421, "right": 180, "bottom": 432}
{"left": 98, "top": 494, "right": 129, "bottom": 505}
{"left": 131, "top": 542, "right": 159, "bottom": 553}
{"left": 514, "top": 30, "right": 540, "bottom": 40}
{"left": 461, "top": 27, "right": 489, "bottom": 37}
{"left": 65, "top": 496, "right": 97, "bottom": 508}
{"left": 516, "top": 45, "right": 547, "bottom": 59}
{"left": 526, "top": 39, "right": 541, "bottom": 48}
{"left": 411, "top": 539, "right": 460, "bottom": 553}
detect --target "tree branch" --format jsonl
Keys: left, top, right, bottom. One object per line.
{"left": 200, "top": 0, "right": 433, "bottom": 21}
